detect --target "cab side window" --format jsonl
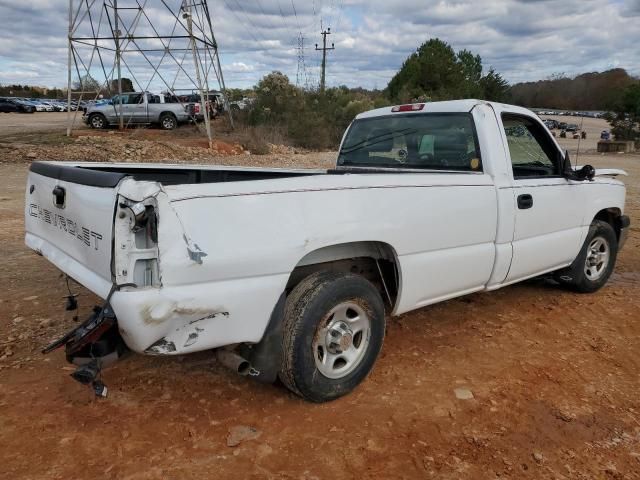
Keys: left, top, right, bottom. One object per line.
{"left": 502, "top": 114, "right": 560, "bottom": 178}
{"left": 112, "top": 94, "right": 128, "bottom": 104}
{"left": 127, "top": 94, "right": 143, "bottom": 105}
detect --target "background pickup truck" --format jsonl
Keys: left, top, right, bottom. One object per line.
{"left": 26, "top": 100, "right": 629, "bottom": 402}
{"left": 84, "top": 91, "right": 191, "bottom": 130}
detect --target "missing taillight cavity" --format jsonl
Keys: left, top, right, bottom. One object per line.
{"left": 115, "top": 199, "right": 160, "bottom": 287}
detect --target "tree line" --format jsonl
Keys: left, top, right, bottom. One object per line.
{"left": 509, "top": 69, "right": 639, "bottom": 111}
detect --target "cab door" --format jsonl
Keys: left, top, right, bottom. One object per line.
{"left": 500, "top": 112, "right": 584, "bottom": 282}
{"left": 125, "top": 93, "right": 146, "bottom": 123}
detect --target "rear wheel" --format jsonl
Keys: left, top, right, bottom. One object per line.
{"left": 160, "top": 113, "right": 177, "bottom": 130}
{"left": 279, "top": 271, "right": 385, "bottom": 402}
{"left": 89, "top": 113, "right": 107, "bottom": 129}
{"left": 554, "top": 220, "right": 618, "bottom": 293}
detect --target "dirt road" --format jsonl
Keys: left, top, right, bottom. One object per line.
{"left": 0, "top": 111, "right": 87, "bottom": 134}
{"left": 1, "top": 138, "right": 639, "bottom": 478}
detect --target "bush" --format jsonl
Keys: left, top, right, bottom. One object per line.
{"left": 243, "top": 72, "right": 383, "bottom": 150}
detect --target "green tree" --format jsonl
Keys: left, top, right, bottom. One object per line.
{"left": 608, "top": 83, "right": 640, "bottom": 142}
{"left": 480, "top": 68, "right": 510, "bottom": 102}
{"left": 385, "top": 38, "right": 510, "bottom": 102}
{"left": 109, "top": 77, "right": 134, "bottom": 93}
{"left": 249, "top": 71, "right": 302, "bottom": 124}
{"left": 73, "top": 74, "right": 100, "bottom": 92}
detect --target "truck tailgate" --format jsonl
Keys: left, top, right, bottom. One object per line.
{"left": 24, "top": 162, "right": 126, "bottom": 298}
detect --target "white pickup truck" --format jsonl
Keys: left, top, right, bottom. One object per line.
{"left": 25, "top": 100, "right": 629, "bottom": 402}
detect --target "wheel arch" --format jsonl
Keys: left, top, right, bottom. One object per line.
{"left": 286, "top": 241, "right": 402, "bottom": 314}
{"left": 593, "top": 207, "right": 623, "bottom": 240}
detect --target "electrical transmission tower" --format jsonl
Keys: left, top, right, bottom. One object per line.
{"left": 66, "top": 0, "right": 233, "bottom": 147}
{"left": 315, "top": 28, "right": 335, "bottom": 92}
{"left": 295, "top": 33, "right": 308, "bottom": 89}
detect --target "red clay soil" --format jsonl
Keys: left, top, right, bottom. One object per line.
{"left": 1, "top": 154, "right": 639, "bottom": 479}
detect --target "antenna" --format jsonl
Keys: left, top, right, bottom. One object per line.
{"left": 575, "top": 114, "right": 586, "bottom": 166}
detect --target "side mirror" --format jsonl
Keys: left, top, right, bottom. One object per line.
{"left": 561, "top": 150, "right": 595, "bottom": 181}
{"left": 567, "top": 164, "right": 596, "bottom": 182}
{"left": 576, "top": 164, "right": 596, "bottom": 181}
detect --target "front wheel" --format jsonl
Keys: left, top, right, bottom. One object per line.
{"left": 554, "top": 220, "right": 618, "bottom": 293}
{"left": 279, "top": 271, "right": 385, "bottom": 402}
{"left": 89, "top": 113, "right": 107, "bottom": 129}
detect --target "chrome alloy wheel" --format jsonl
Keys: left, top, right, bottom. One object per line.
{"left": 91, "top": 115, "right": 104, "bottom": 128}
{"left": 313, "top": 301, "right": 371, "bottom": 379}
{"left": 162, "top": 116, "right": 176, "bottom": 129}
{"left": 584, "top": 236, "right": 610, "bottom": 281}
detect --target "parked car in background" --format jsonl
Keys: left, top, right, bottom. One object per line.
{"left": 30, "top": 100, "right": 55, "bottom": 112}
{"left": 566, "top": 124, "right": 580, "bottom": 132}
{"left": 179, "top": 91, "right": 224, "bottom": 120}
{"left": 84, "top": 91, "right": 191, "bottom": 129}
{"left": 1, "top": 98, "right": 35, "bottom": 113}
{"left": 230, "top": 97, "right": 255, "bottom": 111}
{"left": 27, "top": 100, "right": 48, "bottom": 112}
{"left": 0, "top": 99, "right": 20, "bottom": 113}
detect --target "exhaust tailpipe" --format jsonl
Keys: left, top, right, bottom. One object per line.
{"left": 216, "top": 349, "right": 252, "bottom": 376}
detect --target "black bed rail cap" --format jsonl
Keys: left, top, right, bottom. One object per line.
{"left": 30, "top": 161, "right": 127, "bottom": 188}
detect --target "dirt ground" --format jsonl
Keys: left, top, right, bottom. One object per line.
{"left": 0, "top": 111, "right": 86, "bottom": 134}
{"left": 1, "top": 119, "right": 639, "bottom": 479}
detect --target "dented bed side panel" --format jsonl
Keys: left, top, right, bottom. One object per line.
{"left": 111, "top": 274, "right": 289, "bottom": 353}
{"left": 112, "top": 173, "right": 496, "bottom": 355}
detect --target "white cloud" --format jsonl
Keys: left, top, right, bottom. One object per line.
{"left": 0, "top": 0, "right": 638, "bottom": 91}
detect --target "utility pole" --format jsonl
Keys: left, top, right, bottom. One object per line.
{"left": 315, "top": 28, "right": 334, "bottom": 92}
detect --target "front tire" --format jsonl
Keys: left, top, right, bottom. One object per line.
{"left": 89, "top": 113, "right": 107, "bottom": 129}
{"left": 555, "top": 220, "right": 618, "bottom": 293}
{"left": 279, "top": 271, "right": 385, "bottom": 402}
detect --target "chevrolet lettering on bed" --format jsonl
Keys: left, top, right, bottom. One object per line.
{"left": 29, "top": 203, "right": 103, "bottom": 251}
{"left": 24, "top": 100, "right": 630, "bottom": 402}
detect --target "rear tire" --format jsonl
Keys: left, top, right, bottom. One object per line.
{"left": 279, "top": 271, "right": 385, "bottom": 402}
{"left": 160, "top": 113, "right": 177, "bottom": 130}
{"left": 554, "top": 220, "right": 618, "bottom": 293}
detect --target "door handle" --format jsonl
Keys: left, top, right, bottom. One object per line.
{"left": 517, "top": 194, "right": 533, "bottom": 209}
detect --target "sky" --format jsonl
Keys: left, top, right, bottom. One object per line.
{"left": 0, "top": 0, "right": 639, "bottom": 93}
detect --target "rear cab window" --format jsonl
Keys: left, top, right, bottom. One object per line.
{"left": 337, "top": 113, "right": 482, "bottom": 172}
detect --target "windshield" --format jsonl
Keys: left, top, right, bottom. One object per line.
{"left": 337, "top": 113, "right": 481, "bottom": 171}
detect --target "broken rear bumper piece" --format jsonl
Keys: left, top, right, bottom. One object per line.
{"left": 42, "top": 302, "right": 127, "bottom": 367}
